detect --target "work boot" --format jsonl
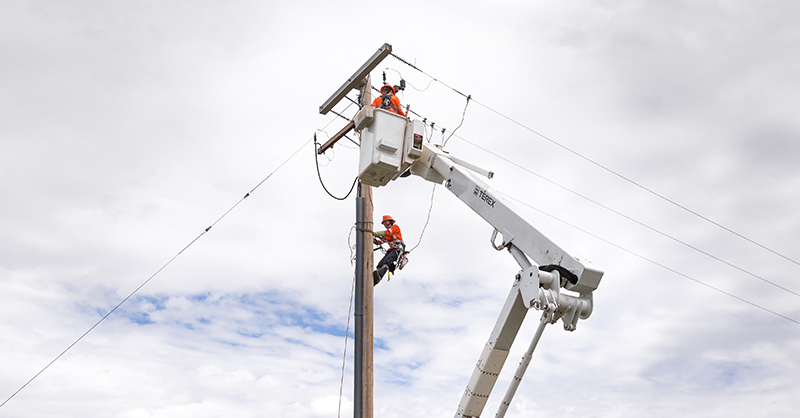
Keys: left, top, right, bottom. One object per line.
{"left": 373, "top": 270, "right": 382, "bottom": 286}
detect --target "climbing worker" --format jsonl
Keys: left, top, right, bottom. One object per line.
{"left": 373, "top": 215, "right": 404, "bottom": 286}
{"left": 370, "top": 84, "right": 406, "bottom": 116}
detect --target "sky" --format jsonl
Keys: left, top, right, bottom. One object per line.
{"left": 2, "top": 1, "right": 799, "bottom": 417}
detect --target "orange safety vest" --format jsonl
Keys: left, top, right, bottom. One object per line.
{"left": 370, "top": 94, "right": 406, "bottom": 116}
{"left": 377, "top": 224, "right": 404, "bottom": 249}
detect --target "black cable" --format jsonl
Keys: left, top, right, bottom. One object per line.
{"left": 327, "top": 108, "right": 361, "bottom": 147}
{"left": 320, "top": 100, "right": 355, "bottom": 133}
{"left": 314, "top": 134, "right": 358, "bottom": 201}
{"left": 388, "top": 51, "right": 800, "bottom": 269}
{"left": 0, "top": 136, "right": 314, "bottom": 410}
{"left": 344, "top": 95, "right": 361, "bottom": 107}
{"left": 342, "top": 134, "right": 359, "bottom": 147}
{"left": 330, "top": 109, "right": 352, "bottom": 122}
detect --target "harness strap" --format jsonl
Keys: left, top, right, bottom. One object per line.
{"left": 380, "top": 94, "right": 401, "bottom": 114}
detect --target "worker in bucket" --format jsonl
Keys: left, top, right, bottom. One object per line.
{"left": 370, "top": 84, "right": 406, "bottom": 116}
{"left": 373, "top": 215, "right": 404, "bottom": 286}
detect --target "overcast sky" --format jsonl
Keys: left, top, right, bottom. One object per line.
{"left": 2, "top": 1, "right": 800, "bottom": 417}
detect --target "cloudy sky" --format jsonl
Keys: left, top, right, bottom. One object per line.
{"left": 2, "top": 1, "right": 799, "bottom": 417}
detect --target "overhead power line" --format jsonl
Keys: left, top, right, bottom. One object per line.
{"left": 337, "top": 273, "right": 356, "bottom": 418}
{"left": 0, "top": 137, "right": 314, "bottom": 410}
{"left": 388, "top": 52, "right": 800, "bottom": 269}
{"left": 353, "top": 71, "right": 800, "bottom": 301}
{"left": 314, "top": 134, "right": 359, "bottom": 201}
{"left": 329, "top": 54, "right": 796, "bottom": 323}
{"left": 391, "top": 106, "right": 800, "bottom": 324}
{"left": 498, "top": 193, "right": 800, "bottom": 327}
{"left": 455, "top": 135, "right": 800, "bottom": 299}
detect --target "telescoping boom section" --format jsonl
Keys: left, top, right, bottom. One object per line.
{"left": 356, "top": 109, "right": 604, "bottom": 418}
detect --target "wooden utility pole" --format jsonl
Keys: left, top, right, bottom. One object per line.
{"left": 359, "top": 76, "right": 375, "bottom": 418}
{"left": 319, "top": 44, "right": 391, "bottom": 418}
{"left": 352, "top": 74, "right": 375, "bottom": 418}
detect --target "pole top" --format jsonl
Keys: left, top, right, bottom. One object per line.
{"left": 319, "top": 43, "right": 392, "bottom": 115}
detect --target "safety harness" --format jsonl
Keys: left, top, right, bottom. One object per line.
{"left": 374, "top": 236, "right": 407, "bottom": 280}
{"left": 359, "top": 223, "right": 410, "bottom": 281}
{"left": 379, "top": 93, "right": 402, "bottom": 114}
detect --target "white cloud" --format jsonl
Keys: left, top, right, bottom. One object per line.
{"left": 2, "top": 0, "right": 799, "bottom": 417}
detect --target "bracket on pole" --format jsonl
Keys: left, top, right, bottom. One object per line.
{"left": 319, "top": 43, "right": 392, "bottom": 115}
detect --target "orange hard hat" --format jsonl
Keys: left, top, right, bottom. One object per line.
{"left": 382, "top": 215, "right": 395, "bottom": 223}
{"left": 381, "top": 84, "right": 396, "bottom": 94}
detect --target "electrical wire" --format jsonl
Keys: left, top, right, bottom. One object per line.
{"left": 498, "top": 192, "right": 800, "bottom": 326}
{"left": 384, "top": 107, "right": 800, "bottom": 322}
{"left": 337, "top": 273, "right": 356, "bottom": 418}
{"left": 389, "top": 53, "right": 470, "bottom": 99}
{"left": 454, "top": 134, "right": 800, "bottom": 299}
{"left": 442, "top": 95, "right": 471, "bottom": 149}
{"left": 320, "top": 100, "right": 354, "bottom": 132}
{"left": 314, "top": 134, "right": 358, "bottom": 201}
{"left": 407, "top": 184, "right": 437, "bottom": 254}
{"left": 377, "top": 85, "right": 800, "bottom": 304}
{"left": 388, "top": 52, "right": 800, "bottom": 269}
{"left": 326, "top": 105, "right": 360, "bottom": 147}
{"left": 0, "top": 137, "right": 313, "bottom": 410}
{"left": 359, "top": 74, "right": 799, "bottom": 299}
{"left": 383, "top": 67, "right": 435, "bottom": 92}
{"left": 330, "top": 108, "right": 352, "bottom": 122}
{"left": 339, "top": 115, "right": 797, "bottom": 327}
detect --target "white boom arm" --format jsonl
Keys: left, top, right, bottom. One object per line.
{"left": 409, "top": 144, "right": 604, "bottom": 418}
{"left": 355, "top": 110, "right": 603, "bottom": 418}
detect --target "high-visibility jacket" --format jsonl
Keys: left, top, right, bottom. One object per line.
{"left": 370, "top": 94, "right": 406, "bottom": 116}
{"left": 375, "top": 224, "right": 404, "bottom": 249}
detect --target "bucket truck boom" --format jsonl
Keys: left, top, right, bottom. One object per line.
{"left": 411, "top": 145, "right": 603, "bottom": 418}
{"left": 356, "top": 108, "right": 604, "bottom": 418}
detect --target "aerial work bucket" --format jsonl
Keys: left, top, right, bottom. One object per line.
{"left": 357, "top": 109, "right": 423, "bottom": 187}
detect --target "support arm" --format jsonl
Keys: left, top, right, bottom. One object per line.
{"left": 408, "top": 145, "right": 602, "bottom": 418}
{"left": 411, "top": 145, "right": 603, "bottom": 294}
